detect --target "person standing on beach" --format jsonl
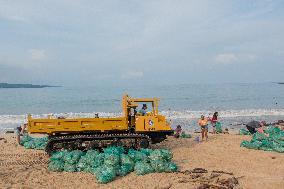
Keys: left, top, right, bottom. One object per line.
{"left": 15, "top": 123, "right": 27, "bottom": 145}
{"left": 209, "top": 112, "right": 218, "bottom": 134}
{"left": 174, "top": 125, "right": 182, "bottom": 138}
{"left": 15, "top": 126, "right": 22, "bottom": 144}
{"left": 198, "top": 115, "right": 208, "bottom": 141}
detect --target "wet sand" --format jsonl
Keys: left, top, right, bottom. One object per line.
{"left": 0, "top": 133, "right": 284, "bottom": 189}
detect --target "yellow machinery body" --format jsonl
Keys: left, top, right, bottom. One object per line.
{"left": 27, "top": 95, "right": 173, "bottom": 153}
{"left": 28, "top": 94, "right": 172, "bottom": 134}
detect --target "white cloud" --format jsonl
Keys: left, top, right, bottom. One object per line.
{"left": 214, "top": 53, "right": 257, "bottom": 65}
{"left": 214, "top": 53, "right": 238, "bottom": 64}
{"left": 29, "top": 49, "right": 46, "bottom": 61}
{"left": 121, "top": 71, "right": 144, "bottom": 79}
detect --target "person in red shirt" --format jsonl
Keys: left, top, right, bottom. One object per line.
{"left": 209, "top": 112, "right": 218, "bottom": 134}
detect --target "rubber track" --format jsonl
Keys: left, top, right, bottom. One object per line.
{"left": 46, "top": 133, "right": 150, "bottom": 153}
{"left": 49, "top": 133, "right": 150, "bottom": 142}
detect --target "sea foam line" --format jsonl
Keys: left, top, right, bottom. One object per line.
{"left": 0, "top": 109, "right": 283, "bottom": 128}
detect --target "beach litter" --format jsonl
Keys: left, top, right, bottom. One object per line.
{"left": 239, "top": 128, "right": 251, "bottom": 135}
{"left": 48, "top": 146, "right": 178, "bottom": 183}
{"left": 240, "top": 126, "right": 284, "bottom": 153}
{"left": 180, "top": 132, "right": 191, "bottom": 138}
{"left": 216, "top": 122, "right": 222, "bottom": 134}
{"left": 20, "top": 134, "right": 48, "bottom": 150}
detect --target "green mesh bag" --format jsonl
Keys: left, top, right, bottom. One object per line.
{"left": 149, "top": 149, "right": 173, "bottom": 161}
{"left": 63, "top": 150, "right": 85, "bottom": 164}
{"left": 117, "top": 165, "right": 133, "bottom": 176}
{"left": 94, "top": 165, "right": 117, "bottom": 184}
{"left": 64, "top": 163, "right": 77, "bottom": 172}
{"left": 134, "top": 162, "right": 154, "bottom": 175}
{"left": 104, "top": 154, "right": 120, "bottom": 166}
{"left": 180, "top": 133, "right": 191, "bottom": 138}
{"left": 48, "top": 160, "right": 64, "bottom": 172}
{"left": 90, "top": 153, "right": 105, "bottom": 168}
{"left": 273, "top": 139, "right": 284, "bottom": 146}
{"left": 76, "top": 156, "right": 88, "bottom": 171}
{"left": 82, "top": 166, "right": 93, "bottom": 173}
{"left": 259, "top": 146, "right": 274, "bottom": 151}
{"left": 261, "top": 139, "right": 273, "bottom": 148}
{"left": 160, "top": 149, "right": 173, "bottom": 161}
{"left": 265, "top": 126, "right": 281, "bottom": 135}
{"left": 150, "top": 160, "right": 168, "bottom": 173}
{"left": 20, "top": 134, "right": 32, "bottom": 145}
{"left": 239, "top": 128, "right": 251, "bottom": 135}
{"left": 120, "top": 154, "right": 134, "bottom": 167}
{"left": 139, "top": 148, "right": 153, "bottom": 156}
{"left": 252, "top": 132, "right": 267, "bottom": 141}
{"left": 240, "top": 140, "right": 261, "bottom": 149}
{"left": 117, "top": 154, "right": 134, "bottom": 176}
{"left": 216, "top": 122, "right": 222, "bottom": 133}
{"left": 271, "top": 132, "right": 284, "bottom": 141}
{"left": 23, "top": 141, "right": 36, "bottom": 149}
{"left": 273, "top": 146, "right": 284, "bottom": 153}
{"left": 165, "top": 162, "right": 178, "bottom": 172}
{"left": 84, "top": 150, "right": 100, "bottom": 164}
{"left": 50, "top": 150, "right": 68, "bottom": 161}
{"left": 240, "top": 141, "right": 250, "bottom": 147}
{"left": 21, "top": 134, "right": 48, "bottom": 150}
{"left": 103, "top": 146, "right": 125, "bottom": 155}
{"left": 33, "top": 137, "right": 48, "bottom": 150}
{"left": 128, "top": 149, "right": 149, "bottom": 162}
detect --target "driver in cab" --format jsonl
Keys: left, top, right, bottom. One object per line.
{"left": 139, "top": 104, "right": 147, "bottom": 116}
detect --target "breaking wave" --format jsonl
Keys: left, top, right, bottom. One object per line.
{"left": 0, "top": 109, "right": 283, "bottom": 131}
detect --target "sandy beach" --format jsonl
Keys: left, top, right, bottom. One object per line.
{"left": 1, "top": 133, "right": 284, "bottom": 189}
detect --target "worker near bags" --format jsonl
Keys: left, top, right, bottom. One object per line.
{"left": 246, "top": 120, "right": 265, "bottom": 134}
{"left": 209, "top": 112, "right": 218, "bottom": 134}
{"left": 174, "top": 125, "right": 182, "bottom": 138}
{"left": 198, "top": 115, "right": 209, "bottom": 141}
{"left": 15, "top": 123, "right": 27, "bottom": 145}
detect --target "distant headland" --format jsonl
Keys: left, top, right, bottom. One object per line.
{"left": 277, "top": 82, "right": 284, "bottom": 84}
{"left": 0, "top": 83, "right": 61, "bottom": 88}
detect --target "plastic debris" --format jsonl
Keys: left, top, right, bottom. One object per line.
{"left": 48, "top": 159, "right": 64, "bottom": 172}
{"left": 134, "top": 162, "right": 154, "bottom": 175}
{"left": 240, "top": 126, "right": 284, "bottom": 153}
{"left": 216, "top": 122, "right": 222, "bottom": 133}
{"left": 48, "top": 146, "right": 178, "bottom": 183}
{"left": 239, "top": 128, "right": 251, "bottom": 135}
{"left": 180, "top": 132, "right": 191, "bottom": 138}
{"left": 20, "top": 134, "right": 48, "bottom": 150}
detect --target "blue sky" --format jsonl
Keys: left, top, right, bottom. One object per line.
{"left": 0, "top": 0, "right": 283, "bottom": 86}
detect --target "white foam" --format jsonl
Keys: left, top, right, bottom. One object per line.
{"left": 0, "top": 109, "right": 283, "bottom": 130}
{"left": 161, "top": 109, "right": 284, "bottom": 119}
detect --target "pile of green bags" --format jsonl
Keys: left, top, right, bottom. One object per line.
{"left": 20, "top": 134, "right": 48, "bottom": 150}
{"left": 240, "top": 126, "right": 284, "bottom": 153}
{"left": 48, "top": 146, "right": 178, "bottom": 183}
{"left": 239, "top": 128, "right": 251, "bottom": 135}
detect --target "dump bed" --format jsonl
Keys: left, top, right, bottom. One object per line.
{"left": 28, "top": 115, "right": 128, "bottom": 134}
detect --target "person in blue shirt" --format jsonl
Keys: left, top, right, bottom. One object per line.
{"left": 139, "top": 104, "right": 147, "bottom": 116}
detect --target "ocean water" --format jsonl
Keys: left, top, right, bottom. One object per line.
{"left": 0, "top": 83, "right": 283, "bottom": 132}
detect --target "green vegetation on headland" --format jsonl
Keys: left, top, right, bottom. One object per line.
{"left": 0, "top": 83, "right": 61, "bottom": 88}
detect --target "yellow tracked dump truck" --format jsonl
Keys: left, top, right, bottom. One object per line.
{"left": 27, "top": 94, "right": 173, "bottom": 154}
